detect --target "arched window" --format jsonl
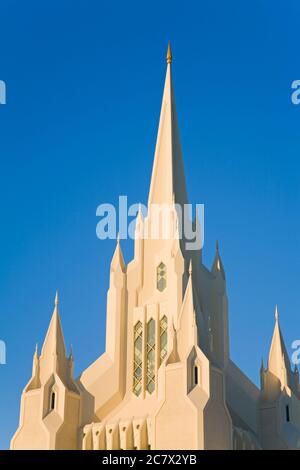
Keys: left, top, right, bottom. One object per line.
{"left": 50, "top": 390, "right": 56, "bottom": 411}
{"left": 159, "top": 316, "right": 168, "bottom": 364}
{"left": 133, "top": 321, "right": 143, "bottom": 396}
{"left": 157, "top": 262, "right": 167, "bottom": 292}
{"left": 146, "top": 319, "right": 156, "bottom": 393}
{"left": 194, "top": 365, "right": 199, "bottom": 385}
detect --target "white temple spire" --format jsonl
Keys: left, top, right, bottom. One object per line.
{"left": 148, "top": 43, "right": 188, "bottom": 208}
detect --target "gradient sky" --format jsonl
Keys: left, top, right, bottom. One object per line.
{"left": 0, "top": 0, "right": 299, "bottom": 449}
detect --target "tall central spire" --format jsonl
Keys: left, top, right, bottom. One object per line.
{"left": 148, "top": 43, "right": 188, "bottom": 208}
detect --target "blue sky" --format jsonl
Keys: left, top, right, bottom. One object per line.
{"left": 0, "top": 0, "right": 299, "bottom": 449}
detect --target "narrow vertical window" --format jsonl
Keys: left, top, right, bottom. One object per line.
{"left": 50, "top": 391, "right": 56, "bottom": 410}
{"left": 194, "top": 365, "right": 198, "bottom": 385}
{"left": 146, "top": 319, "right": 155, "bottom": 393}
{"left": 159, "top": 315, "right": 168, "bottom": 364}
{"left": 133, "top": 321, "right": 143, "bottom": 396}
{"left": 286, "top": 405, "right": 290, "bottom": 422}
{"left": 157, "top": 262, "right": 167, "bottom": 292}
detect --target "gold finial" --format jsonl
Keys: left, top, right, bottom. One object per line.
{"left": 166, "top": 42, "right": 172, "bottom": 64}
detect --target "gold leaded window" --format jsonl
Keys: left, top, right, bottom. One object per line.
{"left": 157, "top": 262, "right": 167, "bottom": 292}
{"left": 159, "top": 316, "right": 168, "bottom": 363}
{"left": 146, "top": 319, "right": 156, "bottom": 394}
{"left": 133, "top": 321, "right": 143, "bottom": 396}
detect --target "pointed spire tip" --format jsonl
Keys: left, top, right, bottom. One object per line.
{"left": 55, "top": 291, "right": 58, "bottom": 306}
{"left": 275, "top": 304, "right": 279, "bottom": 321}
{"left": 166, "top": 42, "right": 172, "bottom": 64}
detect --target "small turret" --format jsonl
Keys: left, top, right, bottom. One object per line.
{"left": 260, "top": 357, "right": 265, "bottom": 390}
{"left": 176, "top": 264, "right": 198, "bottom": 359}
{"left": 32, "top": 343, "right": 39, "bottom": 375}
{"left": 211, "top": 240, "right": 225, "bottom": 280}
{"left": 293, "top": 364, "right": 299, "bottom": 396}
{"left": 69, "top": 344, "right": 74, "bottom": 378}
{"left": 11, "top": 293, "right": 81, "bottom": 450}
{"left": 27, "top": 343, "right": 41, "bottom": 390}
{"left": 210, "top": 241, "right": 229, "bottom": 367}
{"left": 134, "top": 204, "right": 145, "bottom": 262}
{"left": 259, "top": 306, "right": 300, "bottom": 449}
{"left": 267, "top": 305, "right": 292, "bottom": 390}
{"left": 110, "top": 235, "right": 126, "bottom": 274}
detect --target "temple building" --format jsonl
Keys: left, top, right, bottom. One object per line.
{"left": 11, "top": 45, "right": 300, "bottom": 450}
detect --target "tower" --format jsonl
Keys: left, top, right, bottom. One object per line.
{"left": 259, "top": 306, "right": 300, "bottom": 449}
{"left": 79, "top": 43, "right": 232, "bottom": 450}
{"left": 11, "top": 293, "right": 82, "bottom": 450}
{"left": 11, "top": 44, "right": 300, "bottom": 450}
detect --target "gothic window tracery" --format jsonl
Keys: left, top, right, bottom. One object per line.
{"left": 133, "top": 321, "right": 143, "bottom": 396}
{"left": 146, "top": 319, "right": 156, "bottom": 394}
{"left": 133, "top": 315, "right": 168, "bottom": 396}
{"left": 159, "top": 316, "right": 168, "bottom": 363}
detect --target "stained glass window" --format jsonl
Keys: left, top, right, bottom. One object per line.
{"left": 146, "top": 319, "right": 156, "bottom": 394}
{"left": 159, "top": 316, "right": 168, "bottom": 364}
{"left": 133, "top": 321, "right": 143, "bottom": 396}
{"left": 157, "top": 262, "right": 167, "bottom": 292}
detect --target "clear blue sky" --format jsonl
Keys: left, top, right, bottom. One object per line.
{"left": 0, "top": 0, "right": 299, "bottom": 449}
